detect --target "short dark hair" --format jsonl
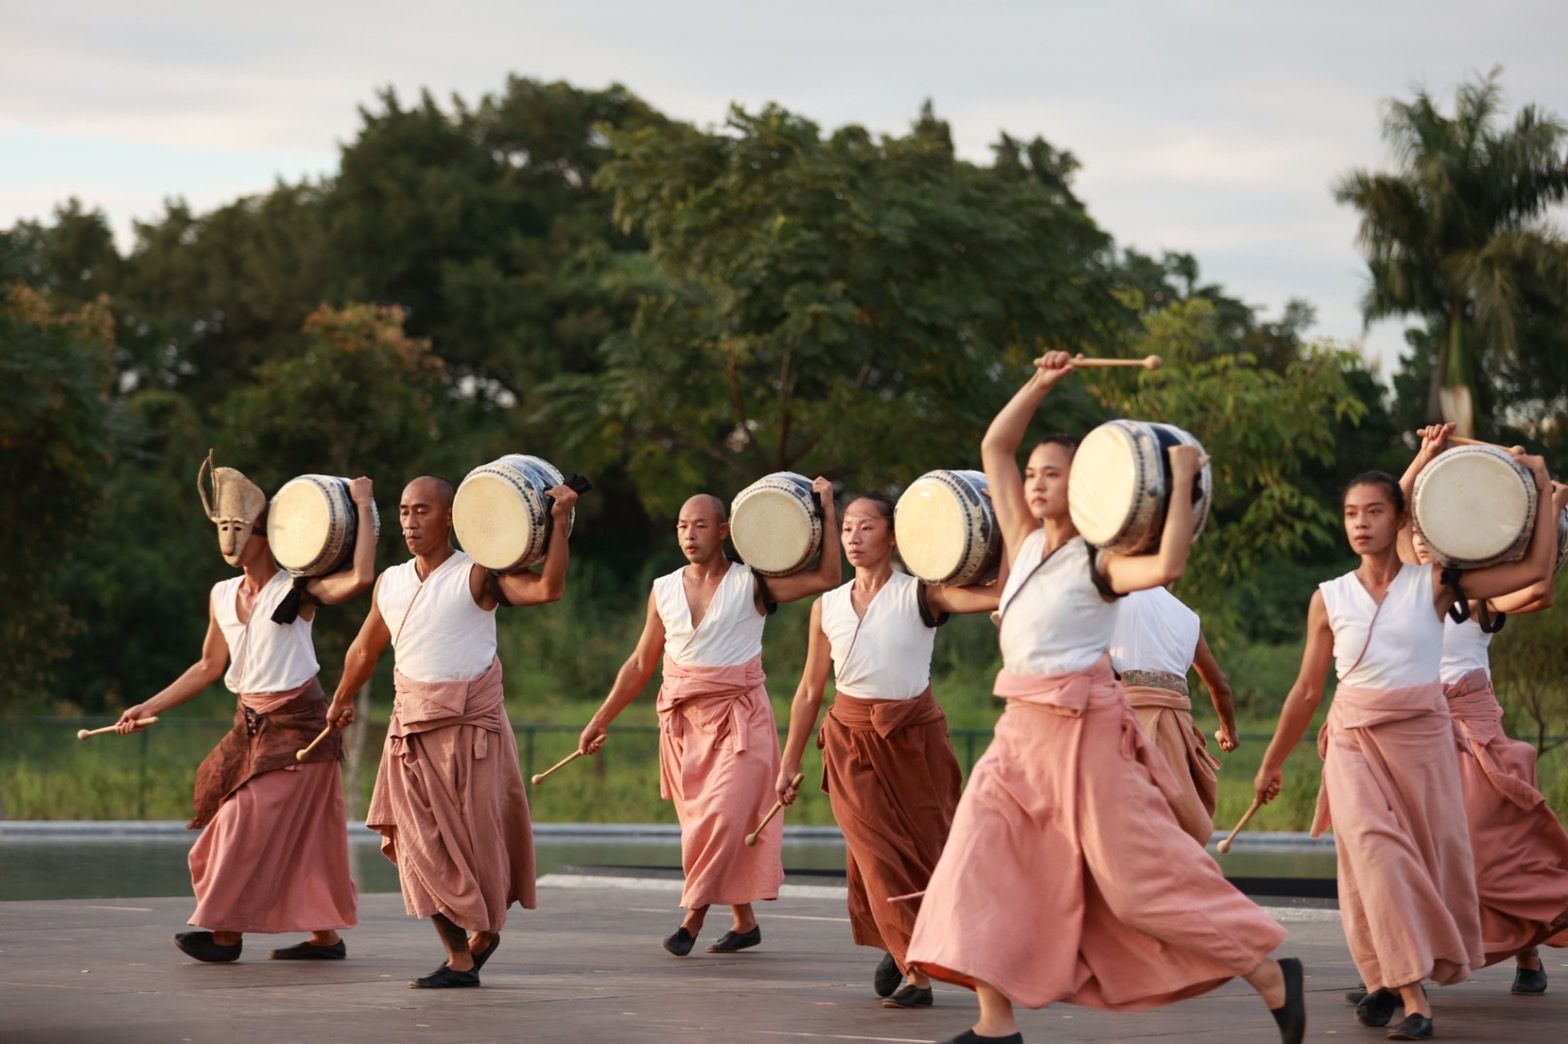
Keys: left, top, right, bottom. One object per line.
{"left": 1343, "top": 470, "right": 1405, "bottom": 513}
{"left": 1034, "top": 433, "right": 1080, "bottom": 456}
{"left": 844, "top": 493, "right": 895, "bottom": 522}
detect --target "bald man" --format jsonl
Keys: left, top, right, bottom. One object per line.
{"left": 580, "top": 481, "right": 842, "bottom": 955}
{"left": 327, "top": 475, "right": 578, "bottom": 988}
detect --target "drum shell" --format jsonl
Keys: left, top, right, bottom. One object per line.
{"left": 894, "top": 469, "right": 1001, "bottom": 586}
{"left": 267, "top": 475, "right": 381, "bottom": 577}
{"left": 1558, "top": 505, "right": 1568, "bottom": 574}
{"left": 730, "top": 472, "right": 823, "bottom": 577}
{"left": 1412, "top": 445, "right": 1537, "bottom": 569}
{"left": 1068, "top": 420, "right": 1213, "bottom": 554}
{"left": 453, "top": 454, "right": 576, "bottom": 572}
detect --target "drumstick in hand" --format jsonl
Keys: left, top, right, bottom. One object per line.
{"left": 746, "top": 772, "right": 804, "bottom": 846}
{"left": 295, "top": 725, "right": 334, "bottom": 762}
{"left": 1414, "top": 429, "right": 1524, "bottom": 454}
{"left": 1070, "top": 354, "right": 1162, "bottom": 370}
{"left": 78, "top": 717, "right": 158, "bottom": 740}
{"left": 1216, "top": 796, "right": 1264, "bottom": 854}
{"left": 531, "top": 749, "right": 584, "bottom": 785}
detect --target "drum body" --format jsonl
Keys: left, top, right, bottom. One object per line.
{"left": 1557, "top": 505, "right": 1568, "bottom": 574}
{"left": 895, "top": 469, "right": 1001, "bottom": 585}
{"left": 1068, "top": 420, "right": 1213, "bottom": 554}
{"left": 268, "top": 476, "right": 380, "bottom": 577}
{"left": 1413, "top": 446, "right": 1536, "bottom": 569}
{"left": 453, "top": 454, "right": 575, "bottom": 572}
{"left": 730, "top": 472, "right": 823, "bottom": 577}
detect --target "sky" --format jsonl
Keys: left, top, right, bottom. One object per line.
{"left": 4, "top": 0, "right": 1565, "bottom": 377}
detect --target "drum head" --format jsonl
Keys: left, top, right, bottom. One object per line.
{"left": 454, "top": 472, "right": 540, "bottom": 570}
{"left": 268, "top": 478, "right": 336, "bottom": 573}
{"left": 1414, "top": 448, "right": 1534, "bottom": 566}
{"left": 895, "top": 470, "right": 998, "bottom": 585}
{"left": 731, "top": 474, "right": 820, "bottom": 576}
{"left": 1069, "top": 424, "right": 1146, "bottom": 547}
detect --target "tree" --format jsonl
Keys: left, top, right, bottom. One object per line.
{"left": 1335, "top": 68, "right": 1568, "bottom": 437}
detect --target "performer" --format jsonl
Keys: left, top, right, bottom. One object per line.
{"left": 578, "top": 483, "right": 841, "bottom": 956}
{"left": 326, "top": 475, "right": 578, "bottom": 988}
{"left": 1108, "top": 584, "right": 1238, "bottom": 844}
{"left": 906, "top": 353, "right": 1303, "bottom": 1044}
{"left": 116, "top": 457, "right": 374, "bottom": 964}
{"left": 1254, "top": 442, "right": 1556, "bottom": 1039}
{"left": 776, "top": 493, "right": 999, "bottom": 1009}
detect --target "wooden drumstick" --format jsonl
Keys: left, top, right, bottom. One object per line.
{"left": 531, "top": 749, "right": 584, "bottom": 785}
{"left": 1216, "top": 796, "right": 1264, "bottom": 854}
{"left": 1414, "top": 429, "right": 1524, "bottom": 454}
{"left": 295, "top": 725, "right": 334, "bottom": 762}
{"left": 1070, "top": 354, "right": 1162, "bottom": 370}
{"left": 746, "top": 772, "right": 804, "bottom": 846}
{"left": 77, "top": 717, "right": 158, "bottom": 740}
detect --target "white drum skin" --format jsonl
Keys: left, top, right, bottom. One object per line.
{"left": 268, "top": 475, "right": 380, "bottom": 577}
{"left": 453, "top": 454, "right": 575, "bottom": 572}
{"left": 895, "top": 469, "right": 1001, "bottom": 585}
{"left": 1068, "top": 420, "right": 1212, "bottom": 554}
{"left": 729, "top": 472, "right": 823, "bottom": 577}
{"left": 1412, "top": 445, "right": 1536, "bottom": 569}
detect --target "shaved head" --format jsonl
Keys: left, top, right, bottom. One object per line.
{"left": 399, "top": 476, "right": 455, "bottom": 558}
{"left": 676, "top": 493, "right": 730, "bottom": 565}
{"left": 403, "top": 475, "right": 455, "bottom": 510}
{"left": 681, "top": 493, "right": 728, "bottom": 524}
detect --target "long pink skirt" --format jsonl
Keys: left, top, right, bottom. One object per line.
{"left": 907, "top": 659, "right": 1284, "bottom": 1010}
{"left": 1125, "top": 686, "right": 1220, "bottom": 844}
{"left": 188, "top": 760, "right": 357, "bottom": 933}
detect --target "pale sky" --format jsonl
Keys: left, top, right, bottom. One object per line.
{"left": 4, "top": 0, "right": 1566, "bottom": 376}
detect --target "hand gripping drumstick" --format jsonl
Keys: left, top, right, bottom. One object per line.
{"left": 1216, "top": 796, "right": 1264, "bottom": 854}
{"left": 530, "top": 749, "right": 584, "bottom": 785}
{"left": 1069, "top": 354, "right": 1162, "bottom": 370}
{"left": 295, "top": 725, "right": 334, "bottom": 762}
{"left": 746, "top": 772, "right": 804, "bottom": 846}
{"left": 1414, "top": 428, "right": 1524, "bottom": 454}
{"left": 77, "top": 717, "right": 158, "bottom": 740}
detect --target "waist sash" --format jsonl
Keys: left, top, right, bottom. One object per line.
{"left": 189, "top": 677, "right": 335, "bottom": 829}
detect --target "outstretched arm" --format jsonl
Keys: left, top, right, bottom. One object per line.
{"left": 1254, "top": 591, "right": 1335, "bottom": 803}
{"left": 759, "top": 477, "right": 843, "bottom": 605}
{"left": 923, "top": 574, "right": 1002, "bottom": 616}
{"left": 115, "top": 606, "right": 228, "bottom": 732}
{"left": 1482, "top": 480, "right": 1566, "bottom": 615}
{"left": 1100, "top": 444, "right": 1206, "bottom": 594}
{"left": 579, "top": 592, "right": 667, "bottom": 754}
{"left": 1192, "top": 632, "right": 1238, "bottom": 752}
{"left": 306, "top": 476, "right": 378, "bottom": 605}
{"left": 778, "top": 599, "right": 832, "bottom": 805}
{"left": 326, "top": 578, "right": 392, "bottom": 727}
{"left": 983, "top": 351, "right": 1076, "bottom": 559}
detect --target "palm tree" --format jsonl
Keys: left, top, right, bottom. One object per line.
{"left": 1335, "top": 68, "right": 1568, "bottom": 436}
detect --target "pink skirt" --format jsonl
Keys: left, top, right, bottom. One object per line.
{"left": 1125, "top": 685, "right": 1220, "bottom": 844}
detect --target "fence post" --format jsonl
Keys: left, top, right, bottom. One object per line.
{"left": 523, "top": 725, "right": 536, "bottom": 791}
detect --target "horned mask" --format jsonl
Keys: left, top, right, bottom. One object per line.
{"left": 198, "top": 450, "right": 267, "bottom": 566}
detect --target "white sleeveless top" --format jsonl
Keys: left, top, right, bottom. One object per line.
{"left": 1109, "top": 586, "right": 1200, "bottom": 676}
{"left": 1440, "top": 614, "right": 1493, "bottom": 685}
{"left": 997, "top": 531, "right": 1119, "bottom": 675}
{"left": 820, "top": 571, "right": 935, "bottom": 700}
{"left": 654, "top": 562, "right": 766, "bottom": 667}
{"left": 1319, "top": 562, "right": 1442, "bottom": 690}
{"left": 211, "top": 570, "right": 319, "bottom": 694}
{"left": 375, "top": 550, "right": 496, "bottom": 683}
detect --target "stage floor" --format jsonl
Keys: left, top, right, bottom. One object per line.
{"left": 1, "top": 875, "right": 1560, "bottom": 1043}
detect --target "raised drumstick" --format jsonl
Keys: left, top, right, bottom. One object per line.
{"left": 77, "top": 717, "right": 158, "bottom": 740}
{"left": 531, "top": 749, "right": 584, "bottom": 785}
{"left": 745, "top": 772, "right": 804, "bottom": 846}
{"left": 1069, "top": 354, "right": 1162, "bottom": 370}
{"left": 295, "top": 725, "right": 334, "bottom": 762}
{"left": 1415, "top": 429, "right": 1524, "bottom": 454}
{"left": 1216, "top": 796, "right": 1264, "bottom": 854}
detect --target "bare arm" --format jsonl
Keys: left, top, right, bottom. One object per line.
{"left": 1444, "top": 455, "right": 1555, "bottom": 604}
{"left": 982, "top": 352, "right": 1076, "bottom": 559}
{"left": 923, "top": 575, "right": 1002, "bottom": 615}
{"left": 1483, "top": 480, "right": 1565, "bottom": 615}
{"left": 1100, "top": 444, "right": 1205, "bottom": 594}
{"left": 1254, "top": 591, "right": 1336, "bottom": 803}
{"left": 778, "top": 599, "right": 832, "bottom": 805}
{"left": 1191, "top": 632, "right": 1238, "bottom": 752}
{"left": 325, "top": 576, "right": 392, "bottom": 727}
{"left": 1396, "top": 423, "right": 1453, "bottom": 563}
{"left": 759, "top": 477, "right": 843, "bottom": 605}
{"left": 115, "top": 606, "right": 228, "bottom": 732}
{"left": 578, "top": 592, "right": 667, "bottom": 753}
{"left": 306, "top": 476, "right": 378, "bottom": 605}
{"left": 481, "top": 484, "right": 579, "bottom": 609}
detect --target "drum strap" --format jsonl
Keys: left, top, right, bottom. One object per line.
{"left": 270, "top": 577, "right": 315, "bottom": 625}
{"left": 1440, "top": 565, "right": 1472, "bottom": 624}
{"left": 485, "top": 570, "right": 513, "bottom": 608}
{"left": 916, "top": 583, "right": 949, "bottom": 629}
{"left": 1086, "top": 548, "right": 1125, "bottom": 603}
{"left": 754, "top": 573, "right": 778, "bottom": 616}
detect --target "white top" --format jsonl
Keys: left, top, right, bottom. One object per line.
{"left": 1440, "top": 614, "right": 1493, "bottom": 685}
{"left": 997, "top": 531, "right": 1120, "bottom": 675}
{"left": 211, "top": 570, "right": 319, "bottom": 694}
{"left": 654, "top": 562, "right": 766, "bottom": 667}
{"left": 1109, "top": 586, "right": 1200, "bottom": 676}
{"left": 376, "top": 550, "right": 496, "bottom": 683}
{"left": 1319, "top": 562, "right": 1443, "bottom": 689}
{"left": 820, "top": 571, "right": 935, "bottom": 700}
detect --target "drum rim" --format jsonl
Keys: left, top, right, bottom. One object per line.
{"left": 730, "top": 472, "right": 823, "bottom": 577}
{"left": 453, "top": 455, "right": 575, "bottom": 571}
{"left": 1069, "top": 419, "right": 1213, "bottom": 554}
{"left": 895, "top": 468, "right": 1000, "bottom": 586}
{"left": 269, "top": 474, "right": 373, "bottom": 577}
{"left": 1412, "top": 445, "right": 1536, "bottom": 566}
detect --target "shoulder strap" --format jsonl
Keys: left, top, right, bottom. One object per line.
{"left": 753, "top": 571, "right": 778, "bottom": 616}
{"left": 916, "top": 581, "right": 949, "bottom": 629}
{"left": 1086, "top": 547, "right": 1125, "bottom": 602}
{"left": 485, "top": 569, "right": 514, "bottom": 608}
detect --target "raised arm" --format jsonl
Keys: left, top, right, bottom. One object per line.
{"left": 760, "top": 476, "right": 843, "bottom": 604}
{"left": 778, "top": 599, "right": 832, "bottom": 805}
{"left": 325, "top": 576, "right": 392, "bottom": 727}
{"left": 1100, "top": 443, "right": 1206, "bottom": 594}
{"left": 1487, "top": 481, "right": 1567, "bottom": 615}
{"left": 1396, "top": 423, "right": 1454, "bottom": 563}
{"left": 306, "top": 476, "right": 378, "bottom": 605}
{"left": 578, "top": 591, "right": 668, "bottom": 754}
{"left": 115, "top": 605, "right": 228, "bottom": 732}
{"left": 1443, "top": 455, "right": 1555, "bottom": 605}
{"left": 983, "top": 351, "right": 1076, "bottom": 558}
{"left": 923, "top": 574, "right": 1003, "bottom": 616}
{"left": 1254, "top": 590, "right": 1336, "bottom": 803}
{"left": 484, "top": 484, "right": 579, "bottom": 609}
{"left": 1192, "top": 631, "right": 1238, "bottom": 752}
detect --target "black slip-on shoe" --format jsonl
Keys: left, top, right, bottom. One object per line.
{"left": 941, "top": 1031, "right": 1023, "bottom": 1044}
{"left": 470, "top": 934, "right": 501, "bottom": 973}
{"left": 1387, "top": 1013, "right": 1434, "bottom": 1040}
{"left": 1346, "top": 984, "right": 1368, "bottom": 1005}
{"left": 174, "top": 931, "right": 241, "bottom": 963}
{"left": 874, "top": 951, "right": 902, "bottom": 997}
{"left": 882, "top": 984, "right": 934, "bottom": 1009}
{"left": 1512, "top": 965, "right": 1548, "bottom": 995}
{"left": 662, "top": 926, "right": 696, "bottom": 957}
{"left": 410, "top": 966, "right": 479, "bottom": 989}
{"left": 1356, "top": 988, "right": 1402, "bottom": 1027}
{"left": 268, "top": 939, "right": 346, "bottom": 960}
{"left": 705, "top": 926, "right": 761, "bottom": 953}
{"left": 1269, "top": 957, "right": 1306, "bottom": 1044}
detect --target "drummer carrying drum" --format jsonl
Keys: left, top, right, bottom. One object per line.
{"left": 578, "top": 479, "right": 841, "bottom": 957}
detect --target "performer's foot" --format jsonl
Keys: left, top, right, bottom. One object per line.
{"left": 882, "top": 984, "right": 934, "bottom": 1009}
{"left": 1345, "top": 983, "right": 1368, "bottom": 1005}
{"left": 1386, "top": 1013, "right": 1434, "bottom": 1040}
{"left": 662, "top": 926, "right": 697, "bottom": 957}
{"left": 1268, "top": 957, "right": 1306, "bottom": 1044}
{"left": 1355, "top": 988, "right": 1402, "bottom": 1027}
{"left": 269, "top": 939, "right": 347, "bottom": 960}
{"left": 705, "top": 925, "right": 762, "bottom": 953}
{"left": 410, "top": 966, "right": 479, "bottom": 989}
{"left": 468, "top": 933, "right": 501, "bottom": 973}
{"left": 940, "top": 1031, "right": 1023, "bottom": 1043}
{"left": 874, "top": 952, "right": 901, "bottom": 997}
{"left": 1512, "top": 965, "right": 1548, "bottom": 995}
{"left": 173, "top": 931, "right": 242, "bottom": 963}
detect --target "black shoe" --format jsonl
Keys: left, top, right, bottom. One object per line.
{"left": 706, "top": 925, "right": 761, "bottom": 953}
{"left": 268, "top": 939, "right": 346, "bottom": 960}
{"left": 1355, "top": 988, "right": 1402, "bottom": 1028}
{"left": 174, "top": 931, "right": 241, "bottom": 963}
{"left": 663, "top": 926, "right": 697, "bottom": 956}
{"left": 470, "top": 933, "right": 500, "bottom": 973}
{"left": 1345, "top": 983, "right": 1368, "bottom": 1005}
{"left": 1269, "top": 957, "right": 1306, "bottom": 1044}
{"left": 883, "top": 984, "right": 934, "bottom": 1009}
{"left": 1387, "top": 1013, "right": 1434, "bottom": 1040}
{"left": 940, "top": 1031, "right": 1024, "bottom": 1044}
{"left": 1512, "top": 965, "right": 1548, "bottom": 995}
{"left": 875, "top": 951, "right": 902, "bottom": 997}
{"left": 410, "top": 965, "right": 480, "bottom": 989}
